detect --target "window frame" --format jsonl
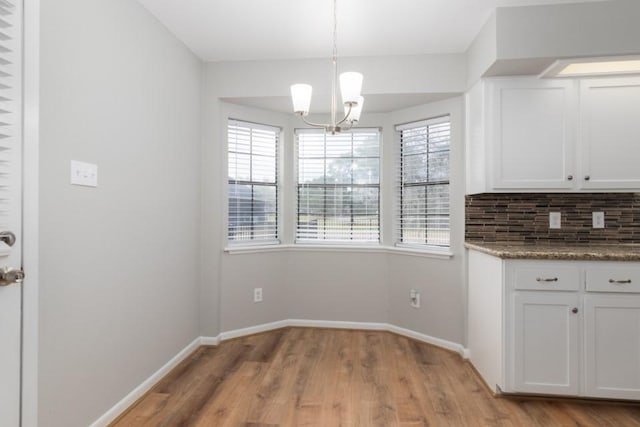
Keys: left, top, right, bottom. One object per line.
{"left": 295, "top": 127, "right": 382, "bottom": 245}
{"left": 395, "top": 115, "right": 451, "bottom": 250}
{"left": 226, "top": 118, "right": 281, "bottom": 246}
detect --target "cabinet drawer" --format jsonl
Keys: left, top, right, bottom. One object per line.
{"left": 512, "top": 265, "right": 580, "bottom": 291}
{"left": 586, "top": 267, "right": 640, "bottom": 293}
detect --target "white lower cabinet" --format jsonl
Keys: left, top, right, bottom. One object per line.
{"left": 584, "top": 294, "right": 640, "bottom": 399}
{"left": 511, "top": 292, "right": 580, "bottom": 395}
{"left": 467, "top": 251, "right": 640, "bottom": 401}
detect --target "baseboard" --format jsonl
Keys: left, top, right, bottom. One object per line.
{"left": 386, "top": 324, "right": 468, "bottom": 358}
{"left": 218, "top": 319, "right": 289, "bottom": 341}
{"left": 200, "top": 336, "right": 220, "bottom": 346}
{"left": 218, "top": 319, "right": 467, "bottom": 358}
{"left": 88, "top": 337, "right": 201, "bottom": 427}
{"left": 288, "top": 319, "right": 388, "bottom": 330}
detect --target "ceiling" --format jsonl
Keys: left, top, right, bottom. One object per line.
{"left": 137, "top": 0, "right": 608, "bottom": 62}
{"left": 136, "top": 0, "right": 608, "bottom": 114}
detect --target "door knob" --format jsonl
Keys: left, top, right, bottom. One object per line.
{"left": 571, "top": 307, "right": 579, "bottom": 314}
{"left": 0, "top": 231, "right": 16, "bottom": 247}
{"left": 0, "top": 267, "right": 24, "bottom": 287}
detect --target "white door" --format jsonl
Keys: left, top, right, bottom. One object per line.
{"left": 0, "top": 0, "right": 24, "bottom": 426}
{"left": 584, "top": 294, "right": 640, "bottom": 400}
{"left": 511, "top": 292, "right": 580, "bottom": 395}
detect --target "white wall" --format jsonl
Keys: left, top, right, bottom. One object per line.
{"left": 204, "top": 55, "right": 466, "bottom": 343}
{"left": 385, "top": 98, "right": 466, "bottom": 344}
{"left": 496, "top": 0, "right": 640, "bottom": 61}
{"left": 199, "top": 78, "right": 222, "bottom": 338}
{"left": 215, "top": 105, "right": 392, "bottom": 332}
{"left": 221, "top": 251, "right": 289, "bottom": 330}
{"left": 207, "top": 54, "right": 466, "bottom": 99}
{"left": 466, "top": 12, "right": 497, "bottom": 88}
{"left": 466, "top": 0, "right": 640, "bottom": 85}
{"left": 215, "top": 103, "right": 293, "bottom": 332}
{"left": 285, "top": 251, "right": 389, "bottom": 323}
{"left": 39, "top": 0, "right": 203, "bottom": 426}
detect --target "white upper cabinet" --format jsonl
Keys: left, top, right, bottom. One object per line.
{"left": 579, "top": 77, "right": 640, "bottom": 189}
{"left": 490, "top": 79, "right": 575, "bottom": 190}
{"left": 465, "top": 76, "right": 640, "bottom": 193}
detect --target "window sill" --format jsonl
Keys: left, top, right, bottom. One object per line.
{"left": 387, "top": 245, "right": 454, "bottom": 259}
{"left": 224, "top": 242, "right": 283, "bottom": 254}
{"left": 224, "top": 243, "right": 454, "bottom": 259}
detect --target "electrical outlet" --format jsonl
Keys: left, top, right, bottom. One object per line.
{"left": 410, "top": 289, "right": 420, "bottom": 308}
{"left": 593, "top": 212, "right": 605, "bottom": 229}
{"left": 70, "top": 160, "right": 98, "bottom": 187}
{"left": 253, "top": 288, "right": 263, "bottom": 303}
{"left": 549, "top": 212, "right": 561, "bottom": 229}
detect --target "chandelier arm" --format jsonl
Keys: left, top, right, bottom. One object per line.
{"left": 341, "top": 120, "right": 355, "bottom": 131}
{"left": 335, "top": 102, "right": 353, "bottom": 127}
{"left": 299, "top": 114, "right": 329, "bottom": 129}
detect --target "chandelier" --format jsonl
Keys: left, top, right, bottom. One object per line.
{"left": 290, "top": 0, "right": 364, "bottom": 134}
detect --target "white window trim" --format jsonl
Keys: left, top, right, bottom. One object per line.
{"left": 224, "top": 243, "right": 453, "bottom": 259}
{"left": 226, "top": 118, "right": 282, "bottom": 245}
{"left": 221, "top": 104, "right": 458, "bottom": 261}
{"left": 294, "top": 127, "right": 382, "bottom": 244}
{"left": 395, "top": 115, "right": 452, "bottom": 248}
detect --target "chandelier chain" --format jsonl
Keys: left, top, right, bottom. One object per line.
{"left": 333, "top": 0, "right": 338, "bottom": 63}
{"left": 331, "top": 0, "right": 338, "bottom": 128}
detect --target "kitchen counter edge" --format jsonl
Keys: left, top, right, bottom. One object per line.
{"left": 464, "top": 242, "right": 640, "bottom": 261}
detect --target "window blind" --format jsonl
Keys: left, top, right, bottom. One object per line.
{"left": 0, "top": 0, "right": 21, "bottom": 250}
{"left": 396, "top": 117, "right": 451, "bottom": 247}
{"left": 228, "top": 119, "right": 279, "bottom": 243}
{"left": 296, "top": 128, "right": 380, "bottom": 242}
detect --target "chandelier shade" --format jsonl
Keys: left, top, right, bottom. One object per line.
{"left": 339, "top": 72, "right": 363, "bottom": 105}
{"left": 290, "top": 84, "right": 312, "bottom": 115}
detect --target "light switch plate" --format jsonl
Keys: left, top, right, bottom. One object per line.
{"left": 549, "top": 212, "right": 561, "bottom": 229}
{"left": 70, "top": 160, "right": 98, "bottom": 187}
{"left": 593, "top": 212, "right": 605, "bottom": 229}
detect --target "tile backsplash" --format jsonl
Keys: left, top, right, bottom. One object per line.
{"left": 465, "top": 193, "right": 640, "bottom": 244}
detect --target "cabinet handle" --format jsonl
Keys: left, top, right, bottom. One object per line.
{"left": 584, "top": 175, "right": 590, "bottom": 181}
{"left": 567, "top": 175, "right": 573, "bottom": 181}
{"left": 536, "top": 277, "right": 558, "bottom": 282}
{"left": 609, "top": 279, "right": 632, "bottom": 284}
{"left": 572, "top": 307, "right": 579, "bottom": 314}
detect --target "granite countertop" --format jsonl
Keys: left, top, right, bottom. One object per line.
{"left": 464, "top": 241, "right": 640, "bottom": 261}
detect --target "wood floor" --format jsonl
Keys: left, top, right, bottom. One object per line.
{"left": 113, "top": 328, "right": 640, "bottom": 426}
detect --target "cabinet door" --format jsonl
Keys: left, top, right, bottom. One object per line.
{"left": 579, "top": 77, "right": 640, "bottom": 189}
{"left": 511, "top": 292, "right": 580, "bottom": 395}
{"left": 490, "top": 79, "right": 576, "bottom": 190}
{"left": 584, "top": 294, "right": 640, "bottom": 400}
